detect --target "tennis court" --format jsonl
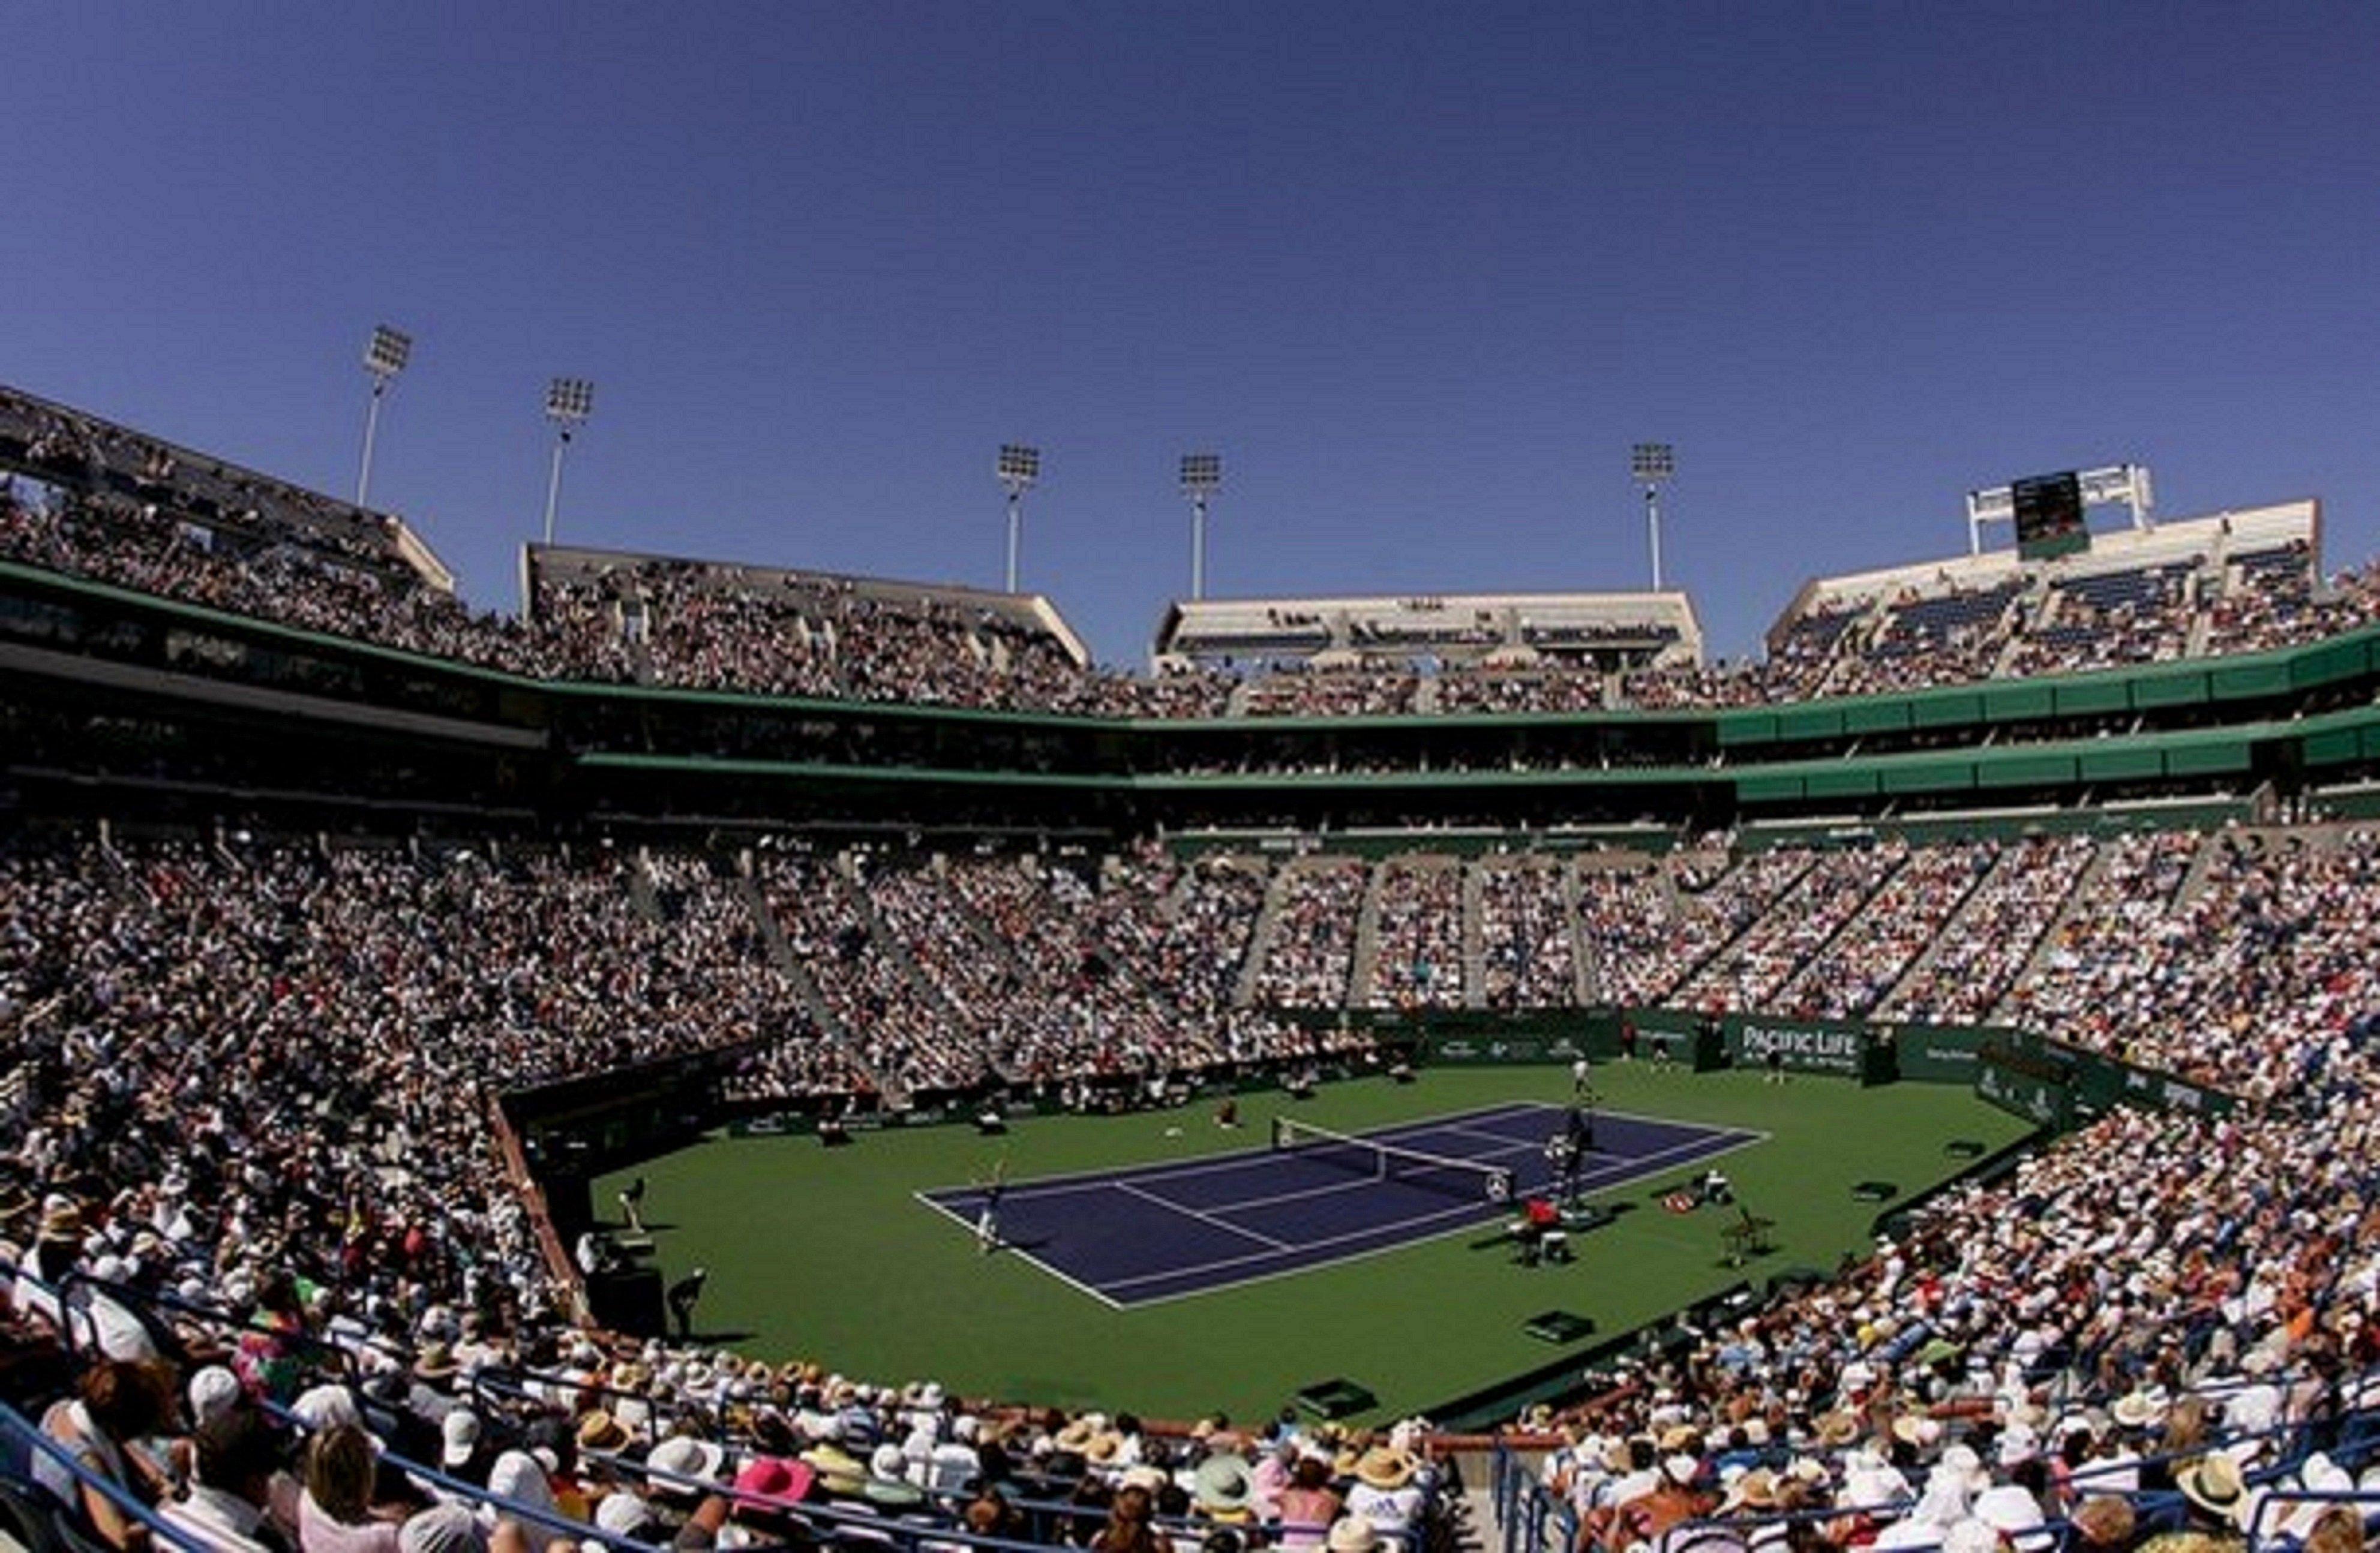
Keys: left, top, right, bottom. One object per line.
{"left": 917, "top": 1100, "right": 1761, "bottom": 1306}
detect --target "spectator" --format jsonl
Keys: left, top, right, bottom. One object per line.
{"left": 158, "top": 1404, "right": 294, "bottom": 1553}
{"left": 299, "top": 1425, "right": 404, "bottom": 1553}
{"left": 37, "top": 1358, "right": 178, "bottom": 1551}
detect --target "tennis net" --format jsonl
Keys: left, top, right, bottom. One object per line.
{"left": 1270, "top": 1116, "right": 1517, "bottom": 1204}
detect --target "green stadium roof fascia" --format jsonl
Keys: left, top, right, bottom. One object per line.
{"left": 571, "top": 752, "right": 1131, "bottom": 790}
{"left": 1124, "top": 765, "right": 1719, "bottom": 792}
{"left": 536, "top": 674, "right": 1129, "bottom": 731}
{"left": 1124, "top": 708, "right": 1715, "bottom": 734}
{"left": 1725, "top": 716, "right": 2305, "bottom": 797}
{"left": 576, "top": 753, "right": 1721, "bottom": 794}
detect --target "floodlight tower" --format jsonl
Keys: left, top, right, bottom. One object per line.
{"left": 1181, "top": 452, "right": 1221, "bottom": 600}
{"left": 541, "top": 379, "right": 595, "bottom": 546}
{"left": 1631, "top": 442, "right": 1675, "bottom": 590}
{"left": 996, "top": 443, "right": 1040, "bottom": 593}
{"left": 355, "top": 325, "right": 412, "bottom": 509}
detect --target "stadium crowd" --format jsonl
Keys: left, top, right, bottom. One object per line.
{"left": 1576, "top": 855, "right": 1788, "bottom": 1011}
{"left": 2011, "top": 828, "right": 2380, "bottom": 1101}
{"left": 1365, "top": 863, "right": 1464, "bottom": 1011}
{"left": 8, "top": 1253, "right": 1457, "bottom": 1553}
{"left": 1237, "top": 669, "right": 1422, "bottom": 720}
{"left": 752, "top": 849, "right": 1349, "bottom": 1097}
{"left": 1477, "top": 862, "right": 1579, "bottom": 1011}
{"left": 10, "top": 414, "right": 2380, "bottom": 726}
{"left": 1676, "top": 846, "right": 1908, "bottom": 1014}
{"left": 15, "top": 816, "right": 2380, "bottom": 1553}
{"left": 1772, "top": 842, "right": 1997, "bottom": 1022}
{"left": 1250, "top": 864, "right": 1368, "bottom": 1009}
{"left": 1535, "top": 1096, "right": 2380, "bottom": 1553}
{"left": 23, "top": 365, "right": 2380, "bottom": 1553}
{"left": 1877, "top": 837, "right": 2099, "bottom": 1026}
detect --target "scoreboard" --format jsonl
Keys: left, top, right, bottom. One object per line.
{"left": 2011, "top": 471, "right": 2089, "bottom": 559}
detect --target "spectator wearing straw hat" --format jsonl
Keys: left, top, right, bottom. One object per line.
{"left": 2067, "top": 1496, "right": 2138, "bottom": 1553}
{"left": 1090, "top": 1483, "right": 1166, "bottom": 1553}
{"left": 2139, "top": 1453, "right": 2249, "bottom": 1553}
{"left": 1325, "top": 1515, "right": 1379, "bottom": 1553}
{"left": 1343, "top": 1447, "right": 1424, "bottom": 1540}
{"left": 1194, "top": 1452, "right": 1257, "bottom": 1528}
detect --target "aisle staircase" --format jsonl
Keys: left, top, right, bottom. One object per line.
{"left": 731, "top": 872, "right": 898, "bottom": 1101}
{"left": 1461, "top": 861, "right": 1488, "bottom": 1010}
{"left": 1560, "top": 859, "right": 1596, "bottom": 1005}
{"left": 1233, "top": 864, "right": 1299, "bottom": 1008}
{"left": 1992, "top": 839, "right": 2117, "bottom": 1022}
{"left": 1349, "top": 860, "right": 1390, "bottom": 1005}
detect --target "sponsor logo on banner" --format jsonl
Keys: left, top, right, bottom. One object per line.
{"left": 1979, "top": 1065, "right": 2064, "bottom": 1127}
{"left": 1438, "top": 1040, "right": 1479, "bottom": 1060}
{"left": 1736, "top": 1023, "right": 1864, "bottom": 1074}
{"left": 1915, "top": 1040, "right": 1977, "bottom": 1073}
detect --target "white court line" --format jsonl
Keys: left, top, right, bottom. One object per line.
{"left": 1432, "top": 1120, "right": 1560, "bottom": 1151}
{"left": 1179, "top": 1134, "right": 1548, "bottom": 1218}
{"left": 1364, "top": 1101, "right": 1550, "bottom": 1144}
{"left": 1100, "top": 1125, "right": 1767, "bottom": 1298}
{"left": 1563, "top": 1128, "right": 1761, "bottom": 1190}
{"left": 929, "top": 1100, "right": 1731, "bottom": 1217}
{"left": 1112, "top": 1180, "right": 1293, "bottom": 1251}
{"left": 923, "top": 1100, "right": 1553, "bottom": 1204}
{"left": 1194, "top": 1171, "right": 1394, "bottom": 1215}
{"left": 1427, "top": 1104, "right": 1752, "bottom": 1158}
{"left": 1199, "top": 1134, "right": 1546, "bottom": 1216}
{"left": 908, "top": 1189, "right": 1126, "bottom": 1311}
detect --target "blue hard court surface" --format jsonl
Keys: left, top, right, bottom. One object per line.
{"left": 919, "top": 1101, "right": 1760, "bottom": 1307}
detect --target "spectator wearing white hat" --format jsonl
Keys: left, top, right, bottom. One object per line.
{"left": 438, "top": 1411, "right": 490, "bottom": 1489}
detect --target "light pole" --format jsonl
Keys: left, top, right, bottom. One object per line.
{"left": 1180, "top": 452, "right": 1221, "bottom": 600}
{"left": 542, "top": 379, "right": 595, "bottom": 546}
{"left": 1631, "top": 442, "right": 1675, "bottom": 590}
{"left": 996, "top": 443, "right": 1040, "bottom": 593}
{"left": 355, "top": 325, "right": 412, "bottom": 508}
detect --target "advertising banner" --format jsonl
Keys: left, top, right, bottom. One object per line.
{"left": 1976, "top": 1057, "right": 2076, "bottom": 1131}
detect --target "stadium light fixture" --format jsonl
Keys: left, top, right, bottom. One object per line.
{"left": 541, "top": 378, "right": 595, "bottom": 546}
{"left": 996, "top": 443, "right": 1041, "bottom": 593}
{"left": 354, "top": 325, "right": 413, "bottom": 509}
{"left": 1631, "top": 443, "right": 1675, "bottom": 590}
{"left": 1180, "top": 452, "right": 1221, "bottom": 600}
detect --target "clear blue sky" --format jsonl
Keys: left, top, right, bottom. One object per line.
{"left": 7, "top": 3, "right": 2378, "bottom": 666}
